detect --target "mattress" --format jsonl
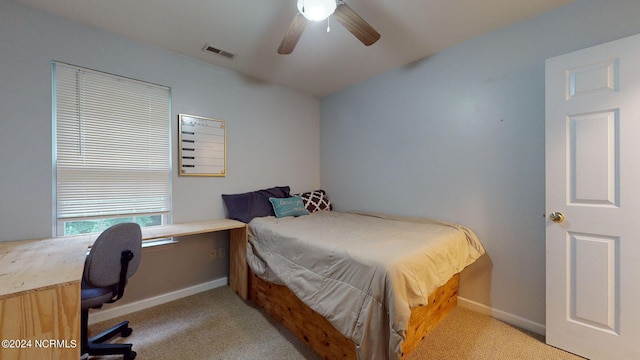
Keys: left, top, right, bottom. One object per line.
{"left": 246, "top": 211, "right": 485, "bottom": 360}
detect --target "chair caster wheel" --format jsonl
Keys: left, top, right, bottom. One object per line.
{"left": 128, "top": 350, "right": 137, "bottom": 359}
{"left": 121, "top": 327, "right": 133, "bottom": 337}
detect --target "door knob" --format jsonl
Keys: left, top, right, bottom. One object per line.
{"left": 549, "top": 212, "right": 565, "bottom": 223}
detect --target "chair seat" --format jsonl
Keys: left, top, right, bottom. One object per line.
{"left": 82, "top": 281, "right": 115, "bottom": 309}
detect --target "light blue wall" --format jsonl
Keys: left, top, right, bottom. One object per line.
{"left": 0, "top": 0, "right": 320, "bottom": 242}
{"left": 320, "top": 0, "right": 640, "bottom": 325}
{"left": 0, "top": 0, "right": 319, "bottom": 304}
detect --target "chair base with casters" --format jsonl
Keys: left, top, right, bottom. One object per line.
{"left": 80, "top": 308, "right": 136, "bottom": 359}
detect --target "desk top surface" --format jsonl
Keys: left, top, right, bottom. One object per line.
{"left": 0, "top": 219, "right": 246, "bottom": 299}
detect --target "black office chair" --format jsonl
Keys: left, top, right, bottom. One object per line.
{"left": 81, "top": 222, "right": 142, "bottom": 360}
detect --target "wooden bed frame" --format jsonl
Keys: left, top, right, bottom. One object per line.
{"left": 248, "top": 270, "right": 459, "bottom": 359}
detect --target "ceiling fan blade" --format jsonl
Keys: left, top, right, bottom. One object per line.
{"left": 278, "top": 13, "right": 307, "bottom": 54}
{"left": 334, "top": 2, "right": 380, "bottom": 46}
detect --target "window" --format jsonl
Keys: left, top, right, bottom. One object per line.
{"left": 53, "top": 62, "right": 171, "bottom": 236}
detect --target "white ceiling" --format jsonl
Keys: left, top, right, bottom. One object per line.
{"left": 16, "top": 0, "right": 573, "bottom": 96}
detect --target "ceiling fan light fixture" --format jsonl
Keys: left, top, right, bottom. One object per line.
{"left": 297, "top": 0, "right": 336, "bottom": 22}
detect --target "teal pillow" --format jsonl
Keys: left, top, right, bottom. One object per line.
{"left": 269, "top": 196, "right": 309, "bottom": 218}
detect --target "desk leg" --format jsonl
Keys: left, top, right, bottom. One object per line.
{"left": 228, "top": 225, "right": 248, "bottom": 300}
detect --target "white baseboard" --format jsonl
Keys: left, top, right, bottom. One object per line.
{"left": 458, "top": 296, "right": 546, "bottom": 336}
{"left": 88, "top": 279, "right": 546, "bottom": 337}
{"left": 88, "top": 277, "right": 228, "bottom": 325}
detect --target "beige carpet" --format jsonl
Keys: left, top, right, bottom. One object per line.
{"left": 88, "top": 286, "right": 584, "bottom": 360}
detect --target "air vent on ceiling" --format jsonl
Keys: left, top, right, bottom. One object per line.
{"left": 202, "top": 44, "right": 236, "bottom": 60}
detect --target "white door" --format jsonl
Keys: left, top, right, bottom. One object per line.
{"left": 546, "top": 33, "right": 640, "bottom": 360}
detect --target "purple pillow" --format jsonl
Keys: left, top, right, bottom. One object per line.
{"left": 222, "top": 186, "right": 290, "bottom": 223}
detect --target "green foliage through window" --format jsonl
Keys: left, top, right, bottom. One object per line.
{"left": 63, "top": 215, "right": 162, "bottom": 236}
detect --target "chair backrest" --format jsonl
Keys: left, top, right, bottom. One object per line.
{"left": 83, "top": 223, "right": 142, "bottom": 288}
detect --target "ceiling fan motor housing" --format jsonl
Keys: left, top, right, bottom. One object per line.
{"left": 297, "top": 0, "right": 337, "bottom": 21}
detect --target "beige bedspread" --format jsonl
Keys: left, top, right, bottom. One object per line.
{"left": 246, "top": 211, "right": 485, "bottom": 360}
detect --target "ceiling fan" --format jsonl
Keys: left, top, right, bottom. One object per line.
{"left": 278, "top": 0, "right": 381, "bottom": 54}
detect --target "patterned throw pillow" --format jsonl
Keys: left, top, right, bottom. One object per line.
{"left": 295, "top": 190, "right": 332, "bottom": 212}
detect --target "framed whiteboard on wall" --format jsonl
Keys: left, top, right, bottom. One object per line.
{"left": 178, "top": 114, "right": 226, "bottom": 176}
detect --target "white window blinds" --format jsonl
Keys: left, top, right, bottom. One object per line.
{"left": 54, "top": 63, "right": 171, "bottom": 221}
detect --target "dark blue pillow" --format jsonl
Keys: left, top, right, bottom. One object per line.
{"left": 222, "top": 186, "right": 290, "bottom": 223}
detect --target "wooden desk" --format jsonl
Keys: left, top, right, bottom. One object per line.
{"left": 0, "top": 219, "right": 247, "bottom": 360}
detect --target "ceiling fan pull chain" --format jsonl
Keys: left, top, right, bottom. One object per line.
{"left": 327, "top": 16, "right": 331, "bottom": 32}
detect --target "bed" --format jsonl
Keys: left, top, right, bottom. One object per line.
{"left": 223, "top": 187, "right": 485, "bottom": 360}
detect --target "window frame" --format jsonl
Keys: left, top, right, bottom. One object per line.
{"left": 52, "top": 62, "right": 172, "bottom": 238}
